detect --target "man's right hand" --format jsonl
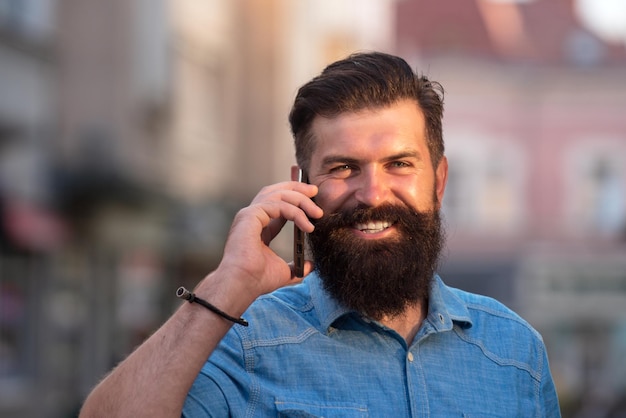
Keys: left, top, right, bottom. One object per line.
{"left": 202, "top": 180, "right": 322, "bottom": 304}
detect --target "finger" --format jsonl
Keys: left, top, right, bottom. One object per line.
{"left": 252, "top": 188, "right": 322, "bottom": 219}
{"left": 287, "top": 260, "right": 314, "bottom": 281}
{"left": 261, "top": 217, "right": 288, "bottom": 244}
{"left": 253, "top": 181, "right": 318, "bottom": 202}
{"left": 252, "top": 194, "right": 322, "bottom": 233}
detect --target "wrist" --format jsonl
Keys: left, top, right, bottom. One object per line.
{"left": 192, "top": 266, "right": 259, "bottom": 318}
{"left": 176, "top": 286, "right": 248, "bottom": 326}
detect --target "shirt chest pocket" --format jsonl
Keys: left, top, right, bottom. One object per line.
{"left": 275, "top": 400, "right": 369, "bottom": 417}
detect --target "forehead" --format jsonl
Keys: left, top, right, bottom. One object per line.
{"left": 309, "top": 100, "right": 428, "bottom": 160}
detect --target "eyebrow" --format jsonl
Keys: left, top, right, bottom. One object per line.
{"left": 321, "top": 149, "right": 423, "bottom": 168}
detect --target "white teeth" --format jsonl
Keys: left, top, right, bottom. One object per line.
{"left": 355, "top": 221, "right": 391, "bottom": 233}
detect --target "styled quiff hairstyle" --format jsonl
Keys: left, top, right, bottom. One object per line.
{"left": 289, "top": 51, "right": 445, "bottom": 174}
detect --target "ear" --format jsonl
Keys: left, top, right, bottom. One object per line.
{"left": 435, "top": 156, "right": 448, "bottom": 209}
{"left": 290, "top": 165, "right": 300, "bottom": 181}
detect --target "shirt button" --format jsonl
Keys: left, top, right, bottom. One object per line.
{"left": 439, "top": 314, "right": 445, "bottom": 323}
{"left": 407, "top": 352, "right": 414, "bottom": 362}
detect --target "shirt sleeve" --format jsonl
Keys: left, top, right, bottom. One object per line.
{"left": 539, "top": 343, "right": 562, "bottom": 417}
{"left": 181, "top": 327, "right": 251, "bottom": 418}
{"left": 182, "top": 367, "right": 230, "bottom": 418}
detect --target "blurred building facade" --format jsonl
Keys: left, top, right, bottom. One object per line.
{"left": 0, "top": 0, "right": 624, "bottom": 417}
{"left": 396, "top": 1, "right": 626, "bottom": 416}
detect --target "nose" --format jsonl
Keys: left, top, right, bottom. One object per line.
{"left": 354, "top": 167, "right": 391, "bottom": 207}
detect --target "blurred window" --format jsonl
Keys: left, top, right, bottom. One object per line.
{"left": 564, "top": 139, "right": 626, "bottom": 237}
{"left": 0, "top": 255, "right": 31, "bottom": 382}
{"left": 0, "top": 0, "right": 22, "bottom": 30}
{"left": 132, "top": 0, "right": 169, "bottom": 105}
{"left": 0, "top": 0, "right": 56, "bottom": 40}
{"left": 443, "top": 131, "right": 526, "bottom": 236}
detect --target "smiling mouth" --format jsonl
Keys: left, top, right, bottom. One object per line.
{"left": 354, "top": 221, "right": 393, "bottom": 234}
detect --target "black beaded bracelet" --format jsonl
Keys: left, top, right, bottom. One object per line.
{"left": 176, "top": 286, "right": 249, "bottom": 327}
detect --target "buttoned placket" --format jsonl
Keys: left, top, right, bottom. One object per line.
{"left": 405, "top": 313, "right": 452, "bottom": 417}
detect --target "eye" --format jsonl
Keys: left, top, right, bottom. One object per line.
{"left": 331, "top": 164, "right": 351, "bottom": 171}
{"left": 388, "top": 161, "right": 411, "bottom": 169}
{"left": 329, "top": 164, "right": 355, "bottom": 178}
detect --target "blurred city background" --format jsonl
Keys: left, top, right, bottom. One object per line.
{"left": 0, "top": 0, "right": 625, "bottom": 416}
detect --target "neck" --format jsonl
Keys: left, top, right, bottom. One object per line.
{"left": 379, "top": 299, "right": 428, "bottom": 344}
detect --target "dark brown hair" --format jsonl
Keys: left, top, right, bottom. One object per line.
{"left": 289, "top": 51, "right": 445, "bottom": 173}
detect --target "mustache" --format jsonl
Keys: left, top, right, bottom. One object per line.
{"left": 311, "top": 203, "right": 433, "bottom": 231}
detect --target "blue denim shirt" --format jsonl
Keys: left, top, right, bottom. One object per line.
{"left": 183, "top": 273, "right": 561, "bottom": 417}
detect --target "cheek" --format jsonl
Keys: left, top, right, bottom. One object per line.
{"left": 314, "top": 181, "right": 351, "bottom": 213}
{"left": 388, "top": 174, "right": 435, "bottom": 211}
{"left": 408, "top": 182, "right": 437, "bottom": 211}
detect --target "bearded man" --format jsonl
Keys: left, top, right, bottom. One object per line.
{"left": 80, "top": 52, "right": 561, "bottom": 418}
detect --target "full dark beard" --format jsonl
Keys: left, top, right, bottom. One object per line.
{"left": 308, "top": 203, "right": 444, "bottom": 321}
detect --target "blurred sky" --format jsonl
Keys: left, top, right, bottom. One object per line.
{"left": 575, "top": 0, "right": 626, "bottom": 44}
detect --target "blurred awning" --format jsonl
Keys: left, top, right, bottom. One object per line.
{"left": 2, "top": 199, "right": 68, "bottom": 252}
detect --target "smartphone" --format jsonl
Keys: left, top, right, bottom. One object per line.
{"left": 293, "top": 169, "right": 308, "bottom": 277}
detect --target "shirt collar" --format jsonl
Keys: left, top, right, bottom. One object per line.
{"left": 426, "top": 274, "right": 473, "bottom": 331}
{"left": 307, "top": 272, "right": 352, "bottom": 331}
{"left": 307, "top": 272, "right": 473, "bottom": 333}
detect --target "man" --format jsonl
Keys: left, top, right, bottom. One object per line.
{"left": 80, "top": 52, "right": 561, "bottom": 417}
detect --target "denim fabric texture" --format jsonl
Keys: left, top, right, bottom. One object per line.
{"left": 183, "top": 273, "right": 561, "bottom": 417}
